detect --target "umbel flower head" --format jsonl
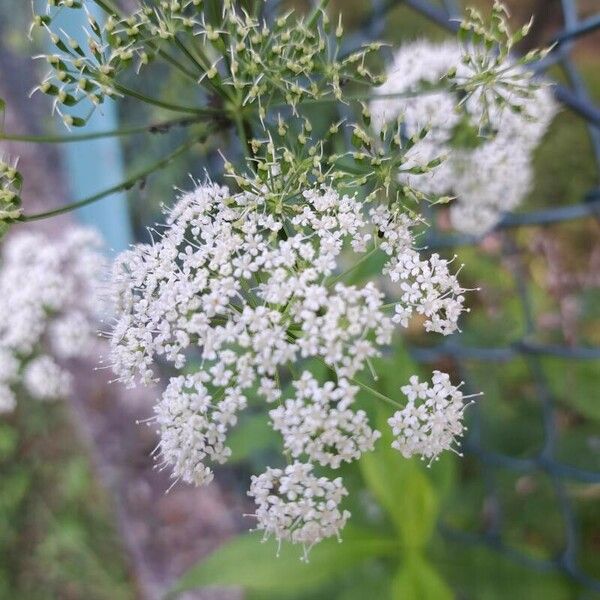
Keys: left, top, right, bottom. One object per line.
{"left": 370, "top": 39, "right": 556, "bottom": 235}
{"left": 0, "top": 227, "right": 105, "bottom": 411}
{"left": 248, "top": 462, "right": 350, "bottom": 561}
{"left": 389, "top": 371, "right": 480, "bottom": 463}
{"left": 269, "top": 372, "right": 381, "bottom": 469}
{"left": 33, "top": 0, "right": 383, "bottom": 126}
{"left": 109, "top": 180, "right": 473, "bottom": 555}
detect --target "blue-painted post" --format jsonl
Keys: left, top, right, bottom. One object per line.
{"left": 42, "top": 2, "right": 133, "bottom": 253}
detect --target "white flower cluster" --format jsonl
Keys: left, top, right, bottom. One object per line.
{"left": 269, "top": 372, "right": 380, "bottom": 469}
{"left": 153, "top": 372, "right": 247, "bottom": 487}
{"left": 0, "top": 228, "right": 104, "bottom": 411}
{"left": 388, "top": 371, "right": 476, "bottom": 463}
{"left": 371, "top": 206, "right": 465, "bottom": 334}
{"left": 247, "top": 462, "right": 350, "bottom": 560}
{"left": 110, "top": 181, "right": 470, "bottom": 553}
{"left": 370, "top": 40, "right": 557, "bottom": 235}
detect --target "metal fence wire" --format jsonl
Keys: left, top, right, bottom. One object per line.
{"left": 316, "top": 0, "right": 600, "bottom": 593}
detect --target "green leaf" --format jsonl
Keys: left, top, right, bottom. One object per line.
{"left": 360, "top": 446, "right": 439, "bottom": 550}
{"left": 169, "top": 527, "right": 398, "bottom": 598}
{"left": 427, "top": 453, "right": 456, "bottom": 504}
{"left": 358, "top": 347, "right": 443, "bottom": 549}
{"left": 391, "top": 555, "right": 454, "bottom": 600}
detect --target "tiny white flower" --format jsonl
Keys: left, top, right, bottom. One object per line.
{"left": 388, "top": 371, "right": 477, "bottom": 463}
{"left": 248, "top": 462, "right": 350, "bottom": 559}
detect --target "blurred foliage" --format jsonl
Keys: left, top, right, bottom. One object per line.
{"left": 0, "top": 395, "right": 135, "bottom": 600}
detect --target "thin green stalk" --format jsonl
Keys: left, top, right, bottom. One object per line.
{"left": 112, "top": 82, "right": 218, "bottom": 115}
{"left": 349, "top": 376, "right": 403, "bottom": 409}
{"left": 305, "top": 354, "right": 403, "bottom": 409}
{"left": 91, "top": 0, "right": 119, "bottom": 13}
{"left": 234, "top": 109, "right": 251, "bottom": 160}
{"left": 271, "top": 85, "right": 450, "bottom": 109}
{"left": 172, "top": 37, "right": 235, "bottom": 103}
{"left": 0, "top": 116, "right": 203, "bottom": 144}
{"left": 151, "top": 47, "right": 200, "bottom": 82}
{"left": 327, "top": 246, "right": 381, "bottom": 287}
{"left": 17, "top": 132, "right": 212, "bottom": 222}
{"left": 307, "top": 0, "right": 331, "bottom": 28}
{"left": 173, "top": 36, "right": 210, "bottom": 73}
{"left": 91, "top": 0, "right": 200, "bottom": 83}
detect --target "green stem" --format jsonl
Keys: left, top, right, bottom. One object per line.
{"left": 271, "top": 85, "right": 450, "bottom": 109}
{"left": 233, "top": 105, "right": 251, "bottom": 160}
{"left": 91, "top": 0, "right": 199, "bottom": 82}
{"left": 172, "top": 37, "right": 235, "bottom": 103}
{"left": 0, "top": 116, "right": 203, "bottom": 143}
{"left": 91, "top": 0, "right": 119, "bottom": 13}
{"left": 152, "top": 47, "right": 200, "bottom": 82}
{"left": 16, "top": 132, "right": 211, "bottom": 222}
{"left": 173, "top": 36, "right": 210, "bottom": 73}
{"left": 349, "top": 376, "right": 403, "bottom": 409}
{"left": 112, "top": 82, "right": 217, "bottom": 115}
{"left": 306, "top": 354, "right": 403, "bottom": 409}
{"left": 327, "top": 246, "right": 381, "bottom": 287}
{"left": 307, "top": 0, "right": 331, "bottom": 28}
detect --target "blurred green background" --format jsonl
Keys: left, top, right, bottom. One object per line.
{"left": 0, "top": 0, "right": 599, "bottom": 598}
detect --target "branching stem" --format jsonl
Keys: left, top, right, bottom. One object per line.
{"left": 16, "top": 130, "right": 215, "bottom": 222}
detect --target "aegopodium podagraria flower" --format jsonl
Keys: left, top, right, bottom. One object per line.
{"left": 153, "top": 371, "right": 247, "bottom": 487}
{"left": 247, "top": 462, "right": 350, "bottom": 561}
{"left": 389, "top": 371, "right": 481, "bottom": 463}
{"left": 370, "top": 40, "right": 557, "bottom": 235}
{"left": 108, "top": 180, "right": 475, "bottom": 555}
{"left": 269, "top": 372, "right": 381, "bottom": 469}
{"left": 0, "top": 227, "right": 105, "bottom": 410}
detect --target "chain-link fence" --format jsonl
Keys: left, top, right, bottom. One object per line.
{"left": 314, "top": 0, "right": 600, "bottom": 593}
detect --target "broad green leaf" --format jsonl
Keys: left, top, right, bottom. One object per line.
{"left": 371, "top": 344, "right": 420, "bottom": 394}
{"left": 0, "top": 423, "right": 18, "bottom": 458}
{"left": 170, "top": 526, "right": 398, "bottom": 598}
{"left": 247, "top": 563, "right": 391, "bottom": 600}
{"left": 359, "top": 346, "right": 443, "bottom": 549}
{"left": 360, "top": 406, "right": 439, "bottom": 550}
{"left": 392, "top": 555, "right": 454, "bottom": 600}
{"left": 361, "top": 450, "right": 438, "bottom": 550}
{"left": 427, "top": 453, "right": 456, "bottom": 504}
